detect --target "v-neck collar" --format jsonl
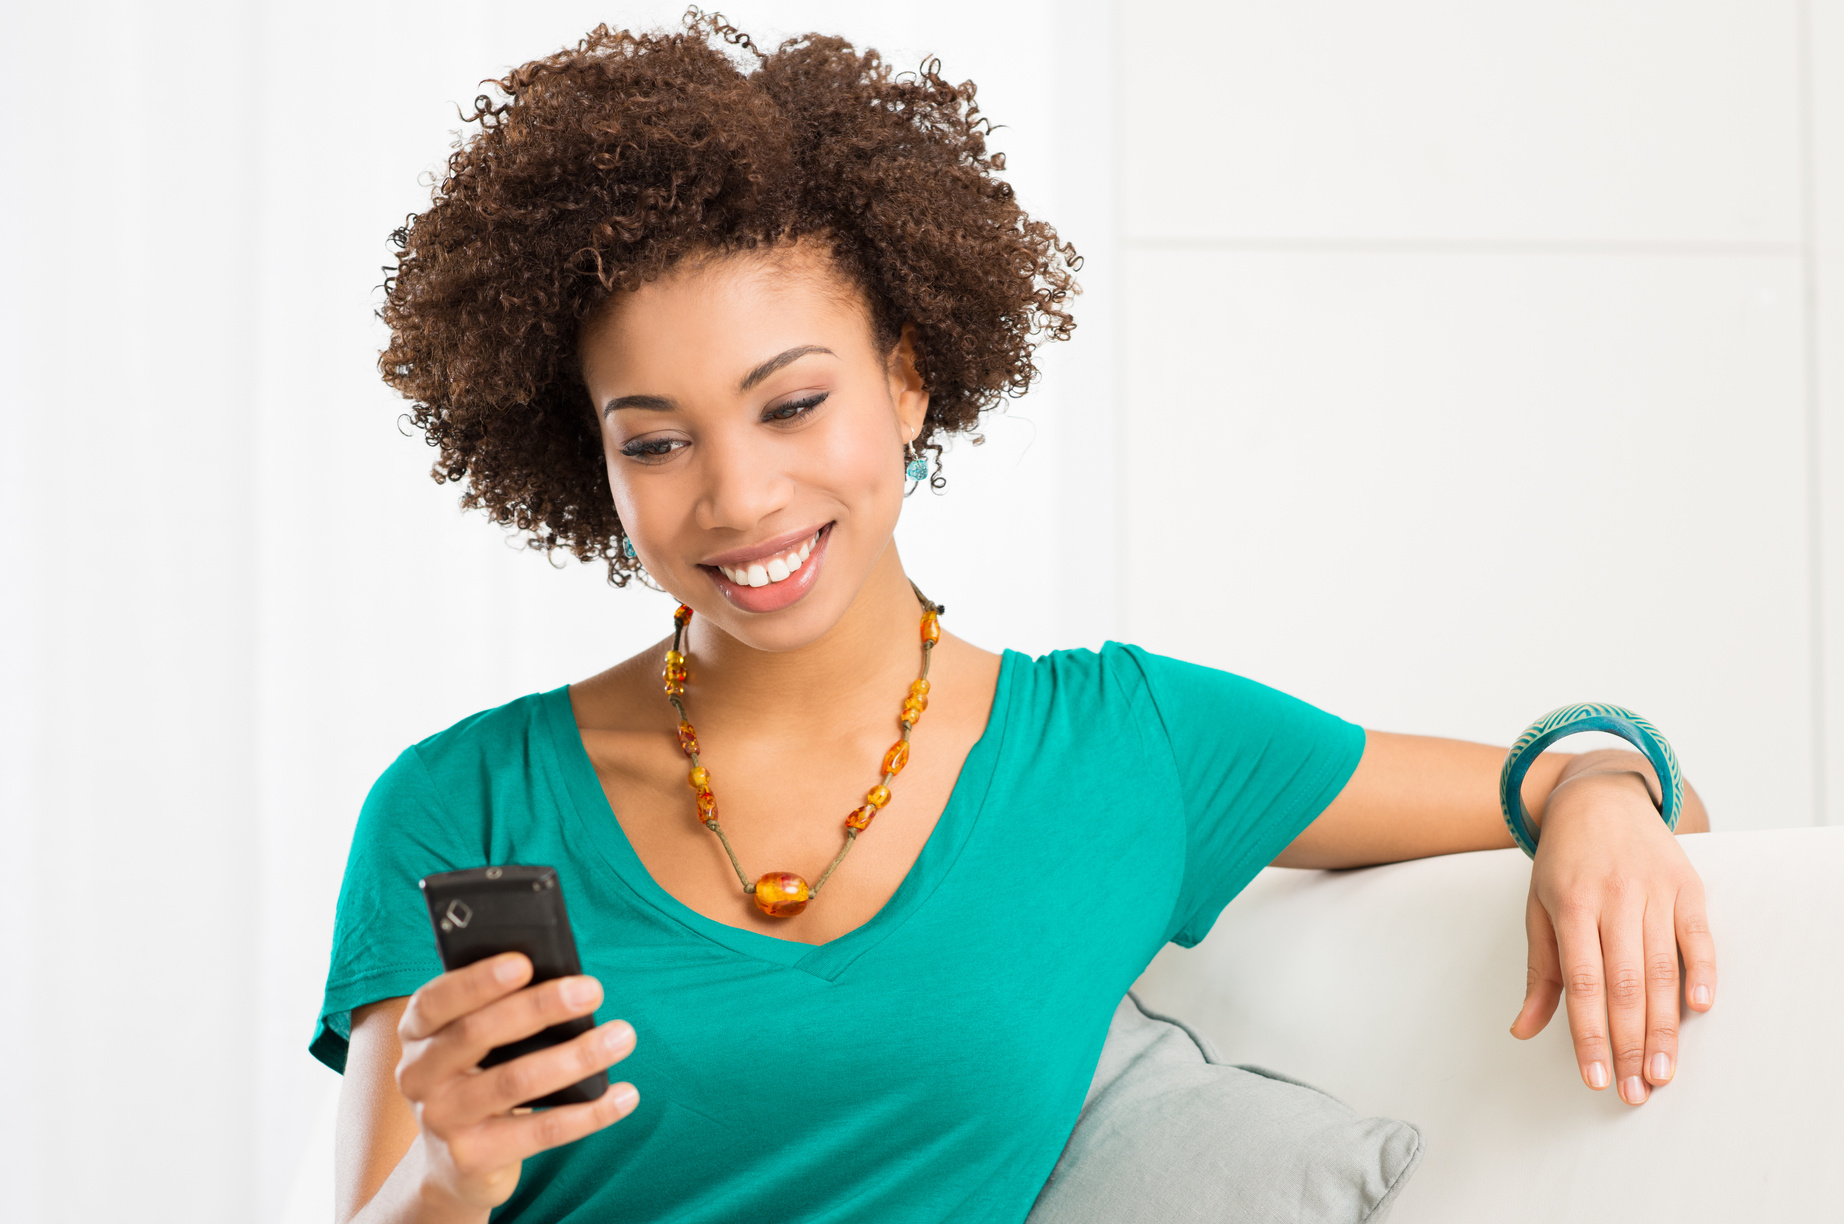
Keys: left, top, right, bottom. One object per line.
{"left": 538, "top": 650, "right": 1018, "bottom": 981}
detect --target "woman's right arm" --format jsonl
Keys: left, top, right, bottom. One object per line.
{"left": 336, "top": 952, "right": 640, "bottom": 1224}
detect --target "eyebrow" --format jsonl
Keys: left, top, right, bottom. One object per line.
{"left": 740, "top": 345, "right": 834, "bottom": 391}
{"left": 601, "top": 345, "right": 835, "bottom": 418}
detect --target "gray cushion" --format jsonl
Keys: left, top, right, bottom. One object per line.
{"left": 1028, "top": 992, "right": 1423, "bottom": 1223}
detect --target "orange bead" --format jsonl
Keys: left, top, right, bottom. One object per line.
{"left": 882, "top": 741, "right": 910, "bottom": 776}
{"left": 665, "top": 649, "right": 684, "bottom": 668}
{"left": 688, "top": 766, "right": 709, "bottom": 789}
{"left": 674, "top": 603, "right": 693, "bottom": 627}
{"left": 753, "top": 872, "right": 810, "bottom": 917}
{"left": 901, "top": 697, "right": 926, "bottom": 727}
{"left": 866, "top": 784, "right": 891, "bottom": 809}
{"left": 846, "top": 804, "right": 877, "bottom": 831}
{"left": 921, "top": 611, "right": 940, "bottom": 645}
{"left": 677, "top": 721, "right": 699, "bottom": 757}
{"left": 909, "top": 679, "right": 931, "bottom": 699}
{"left": 695, "top": 788, "right": 716, "bottom": 816}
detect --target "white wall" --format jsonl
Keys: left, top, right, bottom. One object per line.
{"left": 0, "top": 2, "right": 1835, "bottom": 1221}
{"left": 1115, "top": 1, "right": 1844, "bottom": 838}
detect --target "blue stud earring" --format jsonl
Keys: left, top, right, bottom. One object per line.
{"left": 904, "top": 442, "right": 928, "bottom": 482}
{"left": 622, "top": 537, "right": 636, "bottom": 559}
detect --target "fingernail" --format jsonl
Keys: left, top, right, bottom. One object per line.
{"left": 1621, "top": 1076, "right": 1646, "bottom": 1104}
{"left": 1691, "top": 984, "right": 1711, "bottom": 1007}
{"left": 495, "top": 956, "right": 524, "bottom": 983}
{"left": 611, "top": 1083, "right": 639, "bottom": 1111}
{"left": 599, "top": 1020, "right": 633, "bottom": 1052}
{"left": 563, "top": 977, "right": 600, "bottom": 1008}
{"left": 1586, "top": 1061, "right": 1608, "bottom": 1089}
{"left": 1650, "top": 1052, "right": 1671, "bottom": 1082}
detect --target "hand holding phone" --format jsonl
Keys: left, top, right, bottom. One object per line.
{"left": 379, "top": 866, "right": 639, "bottom": 1216}
{"left": 420, "top": 865, "right": 608, "bottom": 1107}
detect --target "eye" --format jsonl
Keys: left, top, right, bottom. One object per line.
{"left": 764, "top": 392, "right": 828, "bottom": 422}
{"left": 619, "top": 436, "right": 686, "bottom": 464}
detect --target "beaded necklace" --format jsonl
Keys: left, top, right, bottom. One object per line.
{"left": 662, "top": 585, "right": 942, "bottom": 917}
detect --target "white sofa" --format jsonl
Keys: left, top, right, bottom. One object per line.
{"left": 1132, "top": 829, "right": 1844, "bottom": 1222}
{"left": 284, "top": 829, "right": 1842, "bottom": 1222}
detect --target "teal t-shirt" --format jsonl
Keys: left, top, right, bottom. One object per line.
{"left": 313, "top": 642, "right": 1365, "bottom": 1223}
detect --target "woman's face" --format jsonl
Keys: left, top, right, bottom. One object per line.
{"left": 579, "top": 242, "right": 928, "bottom": 652}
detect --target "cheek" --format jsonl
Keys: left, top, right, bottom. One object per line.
{"left": 800, "top": 410, "right": 905, "bottom": 516}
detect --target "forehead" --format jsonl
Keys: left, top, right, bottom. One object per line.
{"left": 579, "top": 242, "right": 877, "bottom": 394}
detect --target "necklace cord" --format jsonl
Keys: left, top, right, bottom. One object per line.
{"left": 665, "top": 583, "right": 941, "bottom": 914}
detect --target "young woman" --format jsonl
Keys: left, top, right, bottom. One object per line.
{"left": 318, "top": 17, "right": 1715, "bottom": 1224}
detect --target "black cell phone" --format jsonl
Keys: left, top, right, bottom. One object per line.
{"left": 418, "top": 864, "right": 608, "bottom": 1109}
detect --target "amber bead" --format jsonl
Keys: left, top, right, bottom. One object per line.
{"left": 695, "top": 788, "right": 716, "bottom": 816}
{"left": 688, "top": 766, "right": 709, "bottom": 789}
{"left": 866, "top": 784, "right": 891, "bottom": 809}
{"left": 882, "top": 741, "right": 910, "bottom": 776}
{"left": 901, "top": 697, "right": 926, "bottom": 727}
{"left": 753, "top": 872, "right": 810, "bottom": 917}
{"left": 677, "top": 721, "right": 700, "bottom": 757}
{"left": 921, "top": 611, "right": 940, "bottom": 645}
{"left": 846, "top": 804, "right": 877, "bottom": 831}
{"left": 909, "top": 679, "right": 931, "bottom": 699}
{"left": 674, "top": 603, "right": 693, "bottom": 627}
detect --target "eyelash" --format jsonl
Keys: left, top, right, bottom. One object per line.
{"left": 764, "top": 392, "right": 828, "bottom": 422}
{"left": 618, "top": 393, "right": 828, "bottom": 462}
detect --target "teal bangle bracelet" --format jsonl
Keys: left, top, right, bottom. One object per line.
{"left": 1499, "top": 703, "right": 1683, "bottom": 858}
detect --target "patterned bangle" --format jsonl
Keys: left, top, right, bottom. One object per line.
{"left": 1499, "top": 703, "right": 1684, "bottom": 858}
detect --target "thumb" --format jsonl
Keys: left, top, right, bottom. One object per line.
{"left": 1511, "top": 885, "right": 1563, "bottom": 1040}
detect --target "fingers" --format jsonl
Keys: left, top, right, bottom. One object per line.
{"left": 400, "top": 953, "right": 532, "bottom": 1043}
{"left": 483, "top": 1081, "right": 641, "bottom": 1164}
{"left": 1598, "top": 887, "right": 1650, "bottom": 1105}
{"left": 1642, "top": 896, "right": 1680, "bottom": 1091}
{"left": 1676, "top": 878, "right": 1718, "bottom": 1014}
{"left": 401, "top": 974, "right": 605, "bottom": 1098}
{"left": 1510, "top": 887, "right": 1563, "bottom": 1039}
{"left": 444, "top": 1020, "right": 637, "bottom": 1123}
{"left": 436, "top": 1081, "right": 641, "bottom": 1194}
{"left": 1553, "top": 900, "right": 1613, "bottom": 1094}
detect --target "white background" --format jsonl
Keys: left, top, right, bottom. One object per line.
{"left": 2, "top": 2, "right": 1840, "bottom": 1220}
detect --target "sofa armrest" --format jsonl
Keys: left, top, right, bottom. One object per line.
{"left": 1131, "top": 829, "right": 1844, "bottom": 1222}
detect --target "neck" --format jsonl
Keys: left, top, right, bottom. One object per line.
{"left": 679, "top": 541, "right": 927, "bottom": 728}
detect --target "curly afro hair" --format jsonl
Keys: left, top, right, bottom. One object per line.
{"left": 380, "top": 9, "right": 1080, "bottom": 585}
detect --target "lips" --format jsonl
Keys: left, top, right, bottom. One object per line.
{"left": 711, "top": 528, "right": 820, "bottom": 588}
{"left": 700, "top": 523, "right": 834, "bottom": 614}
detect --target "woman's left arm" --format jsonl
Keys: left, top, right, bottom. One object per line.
{"left": 1275, "top": 730, "right": 1715, "bottom": 1106}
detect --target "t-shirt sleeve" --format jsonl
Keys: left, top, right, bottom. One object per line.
{"left": 310, "top": 745, "right": 484, "bottom": 1073}
{"left": 1120, "top": 645, "right": 1367, "bottom": 948}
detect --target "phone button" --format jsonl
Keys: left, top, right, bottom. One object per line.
{"left": 443, "top": 899, "right": 473, "bottom": 930}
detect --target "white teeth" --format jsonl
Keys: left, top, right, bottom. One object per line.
{"left": 717, "top": 530, "right": 823, "bottom": 588}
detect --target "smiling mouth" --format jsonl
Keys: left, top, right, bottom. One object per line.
{"left": 705, "top": 527, "right": 826, "bottom": 588}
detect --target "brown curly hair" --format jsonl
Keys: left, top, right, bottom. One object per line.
{"left": 380, "top": 9, "right": 1080, "bottom": 585}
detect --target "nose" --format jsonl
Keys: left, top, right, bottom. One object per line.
{"left": 693, "top": 426, "right": 794, "bottom": 533}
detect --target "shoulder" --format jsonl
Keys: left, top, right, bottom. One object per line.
{"left": 393, "top": 689, "right": 559, "bottom": 780}
{"left": 362, "top": 688, "right": 562, "bottom": 826}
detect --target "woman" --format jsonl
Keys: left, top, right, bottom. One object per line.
{"left": 319, "top": 16, "right": 1715, "bottom": 1223}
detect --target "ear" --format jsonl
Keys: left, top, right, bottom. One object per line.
{"left": 886, "top": 323, "right": 930, "bottom": 443}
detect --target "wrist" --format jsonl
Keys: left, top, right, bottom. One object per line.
{"left": 409, "top": 1148, "right": 493, "bottom": 1224}
{"left": 1542, "top": 768, "right": 1660, "bottom": 828}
